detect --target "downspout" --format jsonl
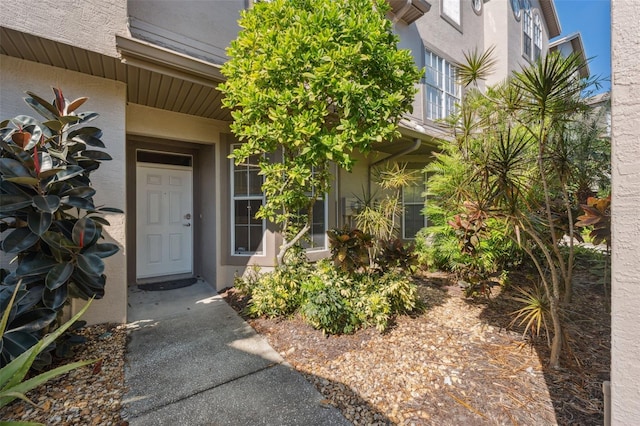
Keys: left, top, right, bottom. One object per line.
{"left": 368, "top": 137, "right": 422, "bottom": 197}
{"left": 392, "top": 0, "right": 414, "bottom": 24}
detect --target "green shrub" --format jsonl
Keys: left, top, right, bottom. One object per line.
{"left": 300, "top": 272, "right": 358, "bottom": 334}
{"left": 244, "top": 264, "right": 305, "bottom": 318}
{"left": 234, "top": 259, "right": 420, "bottom": 335}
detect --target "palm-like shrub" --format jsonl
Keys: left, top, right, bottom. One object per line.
{"left": 0, "top": 88, "right": 120, "bottom": 367}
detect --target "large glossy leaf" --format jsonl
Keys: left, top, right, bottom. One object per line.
{"left": 71, "top": 134, "right": 105, "bottom": 148}
{"left": 7, "top": 309, "right": 56, "bottom": 333}
{"left": 3, "top": 176, "right": 39, "bottom": 186}
{"left": 88, "top": 216, "right": 111, "bottom": 226}
{"left": 85, "top": 243, "right": 119, "bottom": 258}
{"left": 51, "top": 165, "right": 84, "bottom": 183}
{"left": 66, "top": 97, "right": 88, "bottom": 114}
{"left": 25, "top": 92, "right": 59, "bottom": 120}
{"left": 27, "top": 210, "right": 52, "bottom": 236}
{"left": 45, "top": 262, "right": 74, "bottom": 290}
{"left": 32, "top": 195, "right": 61, "bottom": 213}
{"left": 22, "top": 125, "right": 42, "bottom": 151}
{"left": 96, "top": 206, "right": 124, "bottom": 214}
{"left": 70, "top": 270, "right": 105, "bottom": 299}
{"left": 38, "top": 167, "right": 65, "bottom": 180}
{"left": 61, "top": 186, "right": 96, "bottom": 199}
{"left": 72, "top": 217, "right": 98, "bottom": 248}
{"left": 16, "top": 254, "right": 58, "bottom": 277}
{"left": 42, "top": 286, "right": 68, "bottom": 311}
{"left": 75, "top": 112, "right": 99, "bottom": 125}
{"left": 40, "top": 231, "right": 75, "bottom": 253}
{"left": 61, "top": 196, "right": 95, "bottom": 211}
{"left": 76, "top": 253, "right": 104, "bottom": 276}
{"left": 0, "top": 194, "right": 32, "bottom": 212}
{"left": 42, "top": 119, "right": 63, "bottom": 132}
{"left": 1, "top": 228, "right": 38, "bottom": 253}
{"left": 0, "top": 158, "right": 32, "bottom": 178}
{"left": 68, "top": 126, "right": 102, "bottom": 139}
{"left": 78, "top": 150, "right": 112, "bottom": 160}
{"left": 37, "top": 151, "right": 53, "bottom": 173}
{"left": 1, "top": 331, "right": 39, "bottom": 361}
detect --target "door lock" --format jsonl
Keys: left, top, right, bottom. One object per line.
{"left": 184, "top": 213, "right": 192, "bottom": 219}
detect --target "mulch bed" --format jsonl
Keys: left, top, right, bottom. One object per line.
{"left": 222, "top": 270, "right": 610, "bottom": 425}
{"left": 2, "top": 267, "right": 609, "bottom": 425}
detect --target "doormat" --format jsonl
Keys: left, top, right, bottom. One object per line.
{"left": 138, "top": 277, "right": 197, "bottom": 291}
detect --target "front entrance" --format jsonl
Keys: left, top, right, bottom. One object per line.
{"left": 136, "top": 159, "right": 193, "bottom": 280}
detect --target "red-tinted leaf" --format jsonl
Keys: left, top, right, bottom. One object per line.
{"left": 11, "top": 131, "right": 30, "bottom": 148}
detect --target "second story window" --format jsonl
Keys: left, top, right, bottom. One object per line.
{"left": 533, "top": 14, "right": 542, "bottom": 61}
{"left": 441, "top": 0, "right": 461, "bottom": 28}
{"left": 522, "top": 0, "right": 533, "bottom": 60}
{"left": 425, "top": 49, "right": 461, "bottom": 121}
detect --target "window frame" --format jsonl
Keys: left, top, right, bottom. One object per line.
{"left": 441, "top": 0, "right": 462, "bottom": 32}
{"left": 522, "top": 0, "right": 533, "bottom": 60}
{"left": 230, "top": 144, "right": 266, "bottom": 256}
{"left": 402, "top": 174, "right": 427, "bottom": 240}
{"left": 300, "top": 167, "right": 329, "bottom": 252}
{"left": 471, "top": 0, "right": 482, "bottom": 16}
{"left": 425, "top": 49, "right": 461, "bottom": 122}
{"left": 510, "top": 0, "right": 521, "bottom": 21}
{"left": 533, "top": 13, "right": 542, "bottom": 61}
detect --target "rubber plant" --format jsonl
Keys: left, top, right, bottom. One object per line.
{"left": 0, "top": 283, "right": 96, "bottom": 425}
{"left": 0, "top": 88, "right": 121, "bottom": 368}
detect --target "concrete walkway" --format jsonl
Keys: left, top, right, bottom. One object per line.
{"left": 122, "top": 280, "right": 350, "bottom": 425}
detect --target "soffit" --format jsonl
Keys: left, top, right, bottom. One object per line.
{"left": 0, "top": 26, "right": 231, "bottom": 122}
{"left": 539, "top": 0, "right": 561, "bottom": 39}
{"left": 388, "top": 0, "right": 432, "bottom": 25}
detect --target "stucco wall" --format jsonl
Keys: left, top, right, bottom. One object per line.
{"left": 611, "top": 0, "right": 640, "bottom": 422}
{"left": 0, "top": 0, "right": 128, "bottom": 57}
{"left": 127, "top": 0, "right": 244, "bottom": 64}
{"left": 0, "top": 55, "right": 128, "bottom": 325}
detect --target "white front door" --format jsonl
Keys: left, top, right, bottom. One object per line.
{"left": 136, "top": 164, "right": 193, "bottom": 279}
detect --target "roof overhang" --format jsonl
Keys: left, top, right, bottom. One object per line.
{"left": 539, "top": 0, "right": 562, "bottom": 39}
{"left": 388, "top": 0, "right": 432, "bottom": 25}
{"left": 549, "top": 32, "right": 590, "bottom": 79}
{"left": 116, "top": 35, "right": 225, "bottom": 88}
{"left": 1, "top": 26, "right": 230, "bottom": 121}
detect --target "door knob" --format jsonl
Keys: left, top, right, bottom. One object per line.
{"left": 183, "top": 223, "right": 191, "bottom": 227}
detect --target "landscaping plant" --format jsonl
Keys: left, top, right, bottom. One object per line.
{"left": 428, "top": 51, "right": 599, "bottom": 367}
{"left": 0, "top": 283, "right": 96, "bottom": 424}
{"left": 0, "top": 88, "right": 121, "bottom": 367}
{"left": 220, "top": 0, "right": 421, "bottom": 265}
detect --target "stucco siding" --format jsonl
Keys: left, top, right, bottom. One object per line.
{"left": 127, "top": 0, "right": 245, "bottom": 65}
{"left": 0, "top": 55, "right": 127, "bottom": 325}
{"left": 126, "top": 103, "right": 228, "bottom": 144}
{"left": 0, "top": 0, "right": 128, "bottom": 58}
{"left": 611, "top": 0, "right": 640, "bottom": 423}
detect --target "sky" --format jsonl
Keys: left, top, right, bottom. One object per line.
{"left": 552, "top": 0, "right": 612, "bottom": 94}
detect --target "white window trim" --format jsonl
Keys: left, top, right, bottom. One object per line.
{"left": 425, "top": 49, "right": 461, "bottom": 122}
{"left": 230, "top": 144, "right": 266, "bottom": 256}
{"left": 533, "top": 13, "right": 542, "bottom": 61}
{"left": 522, "top": 1, "right": 533, "bottom": 60}
{"left": 441, "top": 0, "right": 462, "bottom": 32}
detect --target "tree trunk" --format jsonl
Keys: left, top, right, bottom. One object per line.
{"left": 276, "top": 223, "right": 310, "bottom": 266}
{"left": 548, "top": 295, "right": 563, "bottom": 368}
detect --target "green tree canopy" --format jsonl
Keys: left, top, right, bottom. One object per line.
{"left": 220, "top": 0, "right": 421, "bottom": 265}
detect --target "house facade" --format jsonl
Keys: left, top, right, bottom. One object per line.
{"left": 1, "top": 0, "right": 562, "bottom": 325}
